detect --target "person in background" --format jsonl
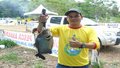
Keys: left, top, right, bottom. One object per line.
{"left": 37, "top": 8, "right": 100, "bottom": 68}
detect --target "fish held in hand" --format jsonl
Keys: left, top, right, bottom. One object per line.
{"left": 34, "top": 28, "right": 53, "bottom": 60}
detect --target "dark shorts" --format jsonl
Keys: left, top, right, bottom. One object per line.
{"left": 56, "top": 63, "right": 89, "bottom": 68}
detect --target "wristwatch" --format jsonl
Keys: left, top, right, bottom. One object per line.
{"left": 80, "top": 43, "right": 86, "bottom": 48}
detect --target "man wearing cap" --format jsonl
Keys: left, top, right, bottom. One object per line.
{"left": 37, "top": 8, "right": 100, "bottom": 68}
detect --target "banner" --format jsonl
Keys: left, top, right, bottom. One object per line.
{"left": 4, "top": 30, "right": 35, "bottom": 48}
{"left": 3, "top": 30, "right": 59, "bottom": 56}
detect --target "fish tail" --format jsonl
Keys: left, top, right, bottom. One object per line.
{"left": 35, "top": 53, "right": 45, "bottom": 60}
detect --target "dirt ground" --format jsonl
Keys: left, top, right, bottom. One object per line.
{"left": 100, "top": 45, "right": 120, "bottom": 68}
{"left": 0, "top": 25, "right": 27, "bottom": 32}
{"left": 0, "top": 25, "right": 120, "bottom": 68}
{"left": 0, "top": 46, "right": 57, "bottom": 68}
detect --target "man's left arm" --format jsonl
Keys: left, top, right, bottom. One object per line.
{"left": 69, "top": 28, "right": 100, "bottom": 49}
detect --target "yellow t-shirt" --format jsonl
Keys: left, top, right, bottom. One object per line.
{"left": 50, "top": 25, "right": 100, "bottom": 66}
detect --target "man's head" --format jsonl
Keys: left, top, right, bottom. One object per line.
{"left": 65, "top": 8, "right": 83, "bottom": 26}
{"left": 65, "top": 8, "right": 82, "bottom": 16}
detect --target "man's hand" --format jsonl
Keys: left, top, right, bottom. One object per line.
{"left": 38, "top": 15, "right": 48, "bottom": 23}
{"left": 69, "top": 40, "right": 82, "bottom": 48}
{"left": 37, "top": 15, "right": 49, "bottom": 32}
{"left": 69, "top": 35, "right": 82, "bottom": 48}
{"left": 32, "top": 28, "right": 37, "bottom": 33}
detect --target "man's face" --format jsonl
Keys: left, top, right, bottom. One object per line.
{"left": 67, "top": 12, "right": 82, "bottom": 25}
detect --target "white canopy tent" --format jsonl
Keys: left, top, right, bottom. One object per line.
{"left": 24, "top": 5, "right": 58, "bottom": 15}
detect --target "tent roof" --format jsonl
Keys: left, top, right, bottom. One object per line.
{"left": 24, "top": 5, "right": 58, "bottom": 15}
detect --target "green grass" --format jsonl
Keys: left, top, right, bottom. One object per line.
{"left": 89, "top": 58, "right": 105, "bottom": 68}
{"left": 0, "top": 52, "right": 22, "bottom": 64}
{"left": 91, "top": 61, "right": 104, "bottom": 68}
{"left": 34, "top": 61, "right": 44, "bottom": 68}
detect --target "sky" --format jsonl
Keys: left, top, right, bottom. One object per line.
{"left": 115, "top": 0, "right": 120, "bottom": 7}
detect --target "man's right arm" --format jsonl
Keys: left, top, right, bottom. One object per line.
{"left": 37, "top": 15, "right": 49, "bottom": 32}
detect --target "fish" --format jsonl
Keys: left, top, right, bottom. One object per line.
{"left": 34, "top": 27, "right": 53, "bottom": 60}
{"left": 34, "top": 8, "right": 53, "bottom": 60}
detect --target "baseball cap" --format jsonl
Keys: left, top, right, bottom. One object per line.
{"left": 65, "top": 8, "right": 81, "bottom": 16}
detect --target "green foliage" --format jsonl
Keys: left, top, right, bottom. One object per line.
{"left": 77, "top": 2, "right": 95, "bottom": 18}
{"left": 78, "top": 0, "right": 120, "bottom": 22}
{"left": 28, "top": 0, "right": 77, "bottom": 15}
{"left": 111, "top": 17, "right": 120, "bottom": 23}
{"left": 0, "top": 39, "right": 17, "bottom": 48}
{"left": 26, "top": 0, "right": 120, "bottom": 22}
{"left": 1, "top": 0, "right": 119, "bottom": 22}
{"left": 0, "top": 52, "right": 22, "bottom": 64}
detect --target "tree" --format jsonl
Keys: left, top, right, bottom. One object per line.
{"left": 23, "top": 0, "right": 120, "bottom": 22}
{"left": 78, "top": 0, "right": 120, "bottom": 22}
{"left": 0, "top": 1, "right": 24, "bottom": 17}
{"left": 27, "top": 0, "right": 77, "bottom": 15}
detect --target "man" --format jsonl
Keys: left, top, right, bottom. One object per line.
{"left": 37, "top": 8, "right": 100, "bottom": 68}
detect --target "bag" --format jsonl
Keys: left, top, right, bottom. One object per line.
{"left": 89, "top": 50, "right": 102, "bottom": 68}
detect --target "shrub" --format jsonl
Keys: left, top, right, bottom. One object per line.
{"left": 0, "top": 39, "right": 17, "bottom": 48}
